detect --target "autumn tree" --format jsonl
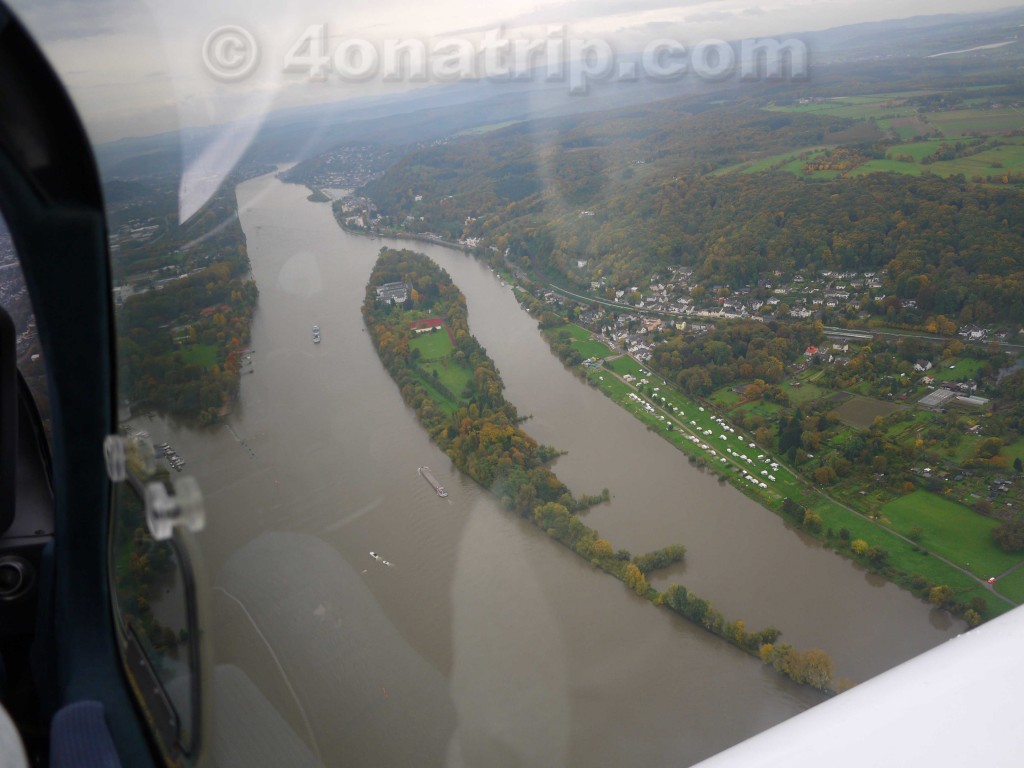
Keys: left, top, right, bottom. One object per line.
{"left": 928, "top": 585, "right": 954, "bottom": 607}
{"left": 992, "top": 519, "right": 1024, "bottom": 553}
{"left": 800, "top": 510, "right": 822, "bottom": 533}
{"left": 797, "top": 649, "right": 835, "bottom": 691}
{"left": 592, "top": 539, "right": 613, "bottom": 558}
{"left": 624, "top": 564, "right": 649, "bottom": 596}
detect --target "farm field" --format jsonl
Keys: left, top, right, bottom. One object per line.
{"left": 881, "top": 491, "right": 1024, "bottom": 579}
{"left": 716, "top": 97, "right": 1024, "bottom": 182}
{"left": 926, "top": 108, "right": 1024, "bottom": 136}
{"left": 834, "top": 396, "right": 904, "bottom": 429}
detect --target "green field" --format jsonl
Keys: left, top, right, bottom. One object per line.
{"left": 607, "top": 355, "right": 646, "bottom": 377}
{"left": 411, "top": 371, "right": 459, "bottom": 415}
{"left": 930, "top": 357, "right": 985, "bottom": 383}
{"left": 551, "top": 324, "right": 615, "bottom": 360}
{"left": 725, "top": 145, "right": 1024, "bottom": 182}
{"left": 585, "top": 366, "right": 632, "bottom": 400}
{"left": 554, "top": 324, "right": 591, "bottom": 342}
{"left": 846, "top": 143, "right": 1024, "bottom": 180}
{"left": 574, "top": 338, "right": 615, "bottom": 359}
{"left": 927, "top": 109, "right": 1024, "bottom": 137}
{"left": 882, "top": 118, "right": 934, "bottom": 141}
{"left": 180, "top": 344, "right": 218, "bottom": 368}
{"left": 882, "top": 490, "right": 1024, "bottom": 579}
{"left": 410, "top": 327, "right": 453, "bottom": 359}
{"left": 953, "top": 434, "right": 986, "bottom": 464}
{"left": 777, "top": 155, "right": 814, "bottom": 174}
{"left": 410, "top": 327, "right": 473, "bottom": 403}
{"left": 932, "top": 145, "right": 1024, "bottom": 176}
{"left": 723, "top": 100, "right": 1024, "bottom": 183}
{"left": 1002, "top": 438, "right": 1024, "bottom": 464}
{"left": 824, "top": 426, "right": 860, "bottom": 452}
{"left": 781, "top": 381, "right": 831, "bottom": 405}
{"left": 709, "top": 386, "right": 744, "bottom": 408}
{"left": 454, "top": 120, "right": 523, "bottom": 136}
{"left": 767, "top": 100, "right": 919, "bottom": 121}
{"left": 420, "top": 358, "right": 472, "bottom": 400}
{"left": 849, "top": 159, "right": 924, "bottom": 177}
{"left": 889, "top": 140, "right": 945, "bottom": 161}
{"left": 993, "top": 567, "right": 1024, "bottom": 603}
{"left": 734, "top": 399, "right": 784, "bottom": 420}
{"left": 808, "top": 497, "right": 1008, "bottom": 614}
{"left": 754, "top": 151, "right": 908, "bottom": 180}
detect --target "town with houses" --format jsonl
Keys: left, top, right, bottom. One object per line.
{"left": 334, "top": 190, "right": 1021, "bottom": 390}
{"left": 534, "top": 263, "right": 1013, "bottom": 369}
{"left": 334, "top": 191, "right": 1014, "bottom": 338}
{"left": 282, "top": 144, "right": 394, "bottom": 190}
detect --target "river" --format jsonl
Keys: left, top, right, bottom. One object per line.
{"left": 129, "top": 172, "right": 962, "bottom": 767}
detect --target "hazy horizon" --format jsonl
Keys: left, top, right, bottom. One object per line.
{"left": 8, "top": 0, "right": 1023, "bottom": 144}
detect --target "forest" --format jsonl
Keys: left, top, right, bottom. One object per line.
{"left": 358, "top": 61, "right": 1024, "bottom": 326}
{"left": 645, "top": 319, "right": 824, "bottom": 396}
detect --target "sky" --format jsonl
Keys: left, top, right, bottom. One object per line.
{"left": 7, "top": 0, "right": 1023, "bottom": 144}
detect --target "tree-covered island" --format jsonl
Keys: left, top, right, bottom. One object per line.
{"left": 363, "top": 247, "right": 839, "bottom": 692}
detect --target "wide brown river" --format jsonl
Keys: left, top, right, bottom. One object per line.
{"left": 133, "top": 172, "right": 961, "bottom": 766}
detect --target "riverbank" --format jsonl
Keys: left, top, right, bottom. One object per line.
{"left": 116, "top": 196, "right": 259, "bottom": 426}
{"left": 535, "top": 317, "right": 1012, "bottom": 625}
{"left": 338, "top": 216, "right": 475, "bottom": 254}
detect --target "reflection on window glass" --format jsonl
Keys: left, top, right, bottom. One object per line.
{"left": 0, "top": 211, "right": 50, "bottom": 438}
{"left": 110, "top": 480, "right": 194, "bottom": 754}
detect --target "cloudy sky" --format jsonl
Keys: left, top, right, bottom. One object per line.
{"left": 7, "top": 0, "right": 1022, "bottom": 143}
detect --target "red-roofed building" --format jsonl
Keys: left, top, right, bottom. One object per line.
{"left": 410, "top": 318, "right": 444, "bottom": 331}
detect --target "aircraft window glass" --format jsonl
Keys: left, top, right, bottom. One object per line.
{"left": 9, "top": 2, "right": 1024, "bottom": 766}
{"left": 109, "top": 480, "right": 196, "bottom": 757}
{"left": 0, "top": 212, "right": 50, "bottom": 443}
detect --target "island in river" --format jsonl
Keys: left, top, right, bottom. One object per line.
{"left": 363, "top": 247, "right": 839, "bottom": 692}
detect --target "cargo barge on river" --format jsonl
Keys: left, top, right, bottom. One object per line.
{"left": 418, "top": 466, "right": 448, "bottom": 497}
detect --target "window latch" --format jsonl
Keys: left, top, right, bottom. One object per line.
{"left": 103, "top": 434, "right": 205, "bottom": 540}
